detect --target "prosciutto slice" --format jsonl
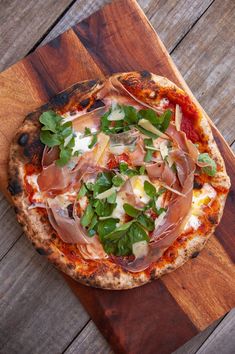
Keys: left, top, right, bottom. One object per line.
{"left": 146, "top": 161, "right": 176, "bottom": 187}
{"left": 114, "top": 150, "right": 195, "bottom": 272}
{"left": 47, "top": 198, "right": 107, "bottom": 259}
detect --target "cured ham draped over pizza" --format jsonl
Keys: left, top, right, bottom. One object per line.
{"left": 8, "top": 72, "right": 230, "bottom": 289}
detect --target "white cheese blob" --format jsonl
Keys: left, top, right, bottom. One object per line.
{"left": 184, "top": 215, "right": 201, "bottom": 230}
{"left": 111, "top": 192, "right": 126, "bottom": 222}
{"left": 72, "top": 129, "right": 97, "bottom": 154}
{"left": 131, "top": 175, "right": 150, "bottom": 204}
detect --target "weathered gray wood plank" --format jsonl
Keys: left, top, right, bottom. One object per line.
{"left": 0, "top": 0, "right": 74, "bottom": 71}
{"left": 196, "top": 309, "right": 235, "bottom": 354}
{"left": 0, "top": 205, "right": 22, "bottom": 261}
{"left": 174, "top": 317, "right": 223, "bottom": 354}
{"left": 64, "top": 320, "right": 112, "bottom": 354}
{"left": 0, "top": 235, "right": 89, "bottom": 354}
{"left": 41, "top": 0, "right": 111, "bottom": 45}
{"left": 171, "top": 0, "right": 235, "bottom": 145}
{"left": 138, "top": 0, "right": 214, "bottom": 52}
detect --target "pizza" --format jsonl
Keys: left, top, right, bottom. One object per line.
{"left": 8, "top": 71, "right": 230, "bottom": 289}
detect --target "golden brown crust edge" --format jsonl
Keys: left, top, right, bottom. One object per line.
{"left": 8, "top": 71, "right": 230, "bottom": 289}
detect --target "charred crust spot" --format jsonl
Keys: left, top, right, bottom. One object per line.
{"left": 67, "top": 263, "right": 75, "bottom": 270}
{"left": 150, "top": 269, "right": 156, "bottom": 280}
{"left": 80, "top": 98, "right": 90, "bottom": 108}
{"left": 14, "top": 206, "right": 19, "bottom": 214}
{"left": 18, "top": 133, "right": 29, "bottom": 146}
{"left": 50, "top": 92, "right": 69, "bottom": 107}
{"left": 51, "top": 233, "right": 57, "bottom": 240}
{"left": 8, "top": 179, "right": 22, "bottom": 196}
{"left": 208, "top": 215, "right": 217, "bottom": 225}
{"left": 87, "top": 99, "right": 105, "bottom": 111}
{"left": 23, "top": 139, "right": 44, "bottom": 164}
{"left": 193, "top": 180, "right": 203, "bottom": 189}
{"left": 191, "top": 251, "right": 200, "bottom": 258}
{"left": 36, "top": 247, "right": 52, "bottom": 256}
{"left": 140, "top": 70, "right": 151, "bottom": 79}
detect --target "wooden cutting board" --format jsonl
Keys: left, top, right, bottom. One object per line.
{"left": 0, "top": 0, "right": 234, "bottom": 353}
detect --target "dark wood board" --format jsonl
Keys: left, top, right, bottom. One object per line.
{"left": 0, "top": 0, "right": 234, "bottom": 353}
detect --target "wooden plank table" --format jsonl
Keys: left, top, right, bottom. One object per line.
{"left": 0, "top": 0, "right": 234, "bottom": 353}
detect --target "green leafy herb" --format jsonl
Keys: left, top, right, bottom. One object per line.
{"left": 102, "top": 221, "right": 149, "bottom": 256}
{"left": 97, "top": 218, "right": 119, "bottom": 239}
{"left": 144, "top": 180, "right": 157, "bottom": 198}
{"left": 136, "top": 125, "right": 159, "bottom": 139}
{"left": 107, "top": 191, "right": 117, "bottom": 204}
{"left": 119, "top": 162, "right": 139, "bottom": 177}
{"left": 139, "top": 166, "right": 146, "bottom": 175}
{"left": 93, "top": 172, "right": 114, "bottom": 197}
{"left": 156, "top": 207, "right": 167, "bottom": 216}
{"left": 88, "top": 133, "right": 97, "bottom": 149}
{"left": 137, "top": 214, "right": 155, "bottom": 231}
{"left": 84, "top": 127, "right": 92, "bottom": 136}
{"left": 81, "top": 204, "right": 94, "bottom": 227}
{"left": 123, "top": 106, "right": 138, "bottom": 124}
{"left": 160, "top": 110, "right": 172, "bottom": 132}
{"left": 94, "top": 200, "right": 116, "bottom": 217}
{"left": 77, "top": 184, "right": 87, "bottom": 199}
{"left": 144, "top": 138, "right": 154, "bottom": 162}
{"left": 39, "top": 110, "right": 77, "bottom": 166}
{"left": 198, "top": 153, "right": 217, "bottom": 176}
{"left": 112, "top": 175, "right": 125, "bottom": 187}
{"left": 123, "top": 203, "right": 142, "bottom": 218}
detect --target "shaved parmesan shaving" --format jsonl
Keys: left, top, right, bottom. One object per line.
{"left": 175, "top": 104, "right": 182, "bottom": 131}
{"left": 138, "top": 119, "right": 169, "bottom": 139}
{"left": 132, "top": 241, "right": 148, "bottom": 259}
{"left": 107, "top": 103, "right": 125, "bottom": 121}
{"left": 160, "top": 141, "right": 169, "bottom": 160}
{"left": 95, "top": 187, "right": 117, "bottom": 200}
{"left": 109, "top": 145, "right": 126, "bottom": 155}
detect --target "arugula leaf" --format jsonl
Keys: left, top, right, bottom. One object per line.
{"left": 144, "top": 180, "right": 157, "bottom": 198}
{"left": 88, "top": 214, "right": 98, "bottom": 236}
{"left": 123, "top": 203, "right": 142, "bottom": 218}
{"left": 144, "top": 138, "right": 154, "bottom": 162}
{"left": 103, "top": 221, "right": 135, "bottom": 241}
{"left": 97, "top": 218, "right": 119, "bottom": 239}
{"left": 93, "top": 172, "right": 114, "bottom": 196}
{"left": 39, "top": 111, "right": 62, "bottom": 132}
{"left": 198, "top": 153, "right": 217, "bottom": 176}
{"left": 138, "top": 109, "right": 159, "bottom": 126}
{"left": 119, "top": 162, "right": 139, "bottom": 177}
{"left": 137, "top": 214, "right": 155, "bottom": 231}
{"left": 139, "top": 166, "right": 146, "bottom": 175}
{"left": 112, "top": 175, "right": 125, "bottom": 187}
{"left": 160, "top": 110, "right": 172, "bottom": 132}
{"left": 136, "top": 125, "right": 159, "bottom": 139}
{"left": 81, "top": 204, "right": 94, "bottom": 227}
{"left": 156, "top": 207, "right": 167, "bottom": 216}
{"left": 56, "top": 146, "right": 72, "bottom": 166}
{"left": 39, "top": 110, "right": 78, "bottom": 166}
{"left": 40, "top": 131, "right": 61, "bottom": 147}
{"left": 123, "top": 106, "right": 138, "bottom": 124}
{"left": 94, "top": 200, "right": 116, "bottom": 217}
{"left": 88, "top": 133, "right": 97, "bottom": 149}
{"left": 77, "top": 184, "right": 87, "bottom": 199}
{"left": 102, "top": 221, "right": 149, "bottom": 256}
{"left": 107, "top": 192, "right": 117, "bottom": 204}
{"left": 84, "top": 127, "right": 92, "bottom": 136}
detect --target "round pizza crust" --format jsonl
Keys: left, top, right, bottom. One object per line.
{"left": 8, "top": 71, "right": 230, "bottom": 289}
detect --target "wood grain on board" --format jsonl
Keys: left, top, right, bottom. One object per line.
{"left": 0, "top": 0, "right": 234, "bottom": 353}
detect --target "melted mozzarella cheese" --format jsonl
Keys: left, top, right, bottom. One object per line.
{"left": 111, "top": 192, "right": 126, "bottom": 222}
{"left": 131, "top": 176, "right": 150, "bottom": 204}
{"left": 72, "top": 129, "right": 97, "bottom": 154}
{"left": 184, "top": 183, "right": 217, "bottom": 231}
{"left": 26, "top": 174, "right": 42, "bottom": 202}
